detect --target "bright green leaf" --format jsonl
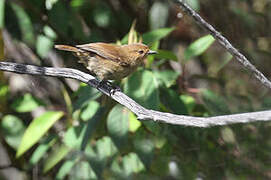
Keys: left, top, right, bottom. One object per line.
{"left": 180, "top": 95, "right": 196, "bottom": 114}
{"left": 43, "top": 143, "right": 70, "bottom": 173}
{"left": 129, "top": 112, "right": 141, "bottom": 133}
{"left": 16, "top": 111, "right": 64, "bottom": 157}
{"left": 63, "top": 124, "right": 87, "bottom": 149}
{"left": 36, "top": 35, "right": 53, "bottom": 58}
{"left": 184, "top": 34, "right": 215, "bottom": 61}
{"left": 221, "top": 127, "right": 236, "bottom": 144}
{"left": 154, "top": 70, "right": 179, "bottom": 88}
{"left": 11, "top": 93, "right": 44, "bottom": 113}
{"left": 142, "top": 27, "right": 174, "bottom": 45}
{"left": 107, "top": 105, "right": 129, "bottom": 146}
{"left": 1, "top": 115, "right": 25, "bottom": 149}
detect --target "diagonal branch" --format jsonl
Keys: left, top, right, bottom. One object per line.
{"left": 173, "top": 0, "right": 271, "bottom": 90}
{"left": 1, "top": 61, "right": 271, "bottom": 128}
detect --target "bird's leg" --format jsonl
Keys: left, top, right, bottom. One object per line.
{"left": 96, "top": 80, "right": 121, "bottom": 95}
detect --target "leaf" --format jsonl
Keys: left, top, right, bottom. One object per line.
{"left": 184, "top": 34, "right": 215, "bottom": 61}
{"left": 73, "top": 83, "right": 101, "bottom": 111}
{"left": 11, "top": 93, "right": 44, "bottom": 113}
{"left": 154, "top": 70, "right": 179, "bottom": 88}
{"left": 36, "top": 35, "right": 54, "bottom": 58}
{"left": 63, "top": 124, "right": 88, "bottom": 149}
{"left": 16, "top": 111, "right": 64, "bottom": 157}
{"left": 201, "top": 89, "right": 231, "bottom": 115}
{"left": 56, "top": 157, "right": 80, "bottom": 179}
{"left": 69, "top": 161, "right": 97, "bottom": 180}
{"left": 29, "top": 135, "right": 57, "bottom": 166}
{"left": 11, "top": 2, "right": 35, "bottom": 45}
{"left": 221, "top": 127, "right": 236, "bottom": 144}
{"left": 160, "top": 88, "right": 188, "bottom": 115}
{"left": 129, "top": 112, "right": 141, "bottom": 133}
{"left": 180, "top": 95, "right": 196, "bottom": 114}
{"left": 80, "top": 101, "right": 100, "bottom": 121}
{"left": 111, "top": 152, "right": 145, "bottom": 177}
{"left": 0, "top": 0, "right": 5, "bottom": 28}
{"left": 43, "top": 143, "right": 70, "bottom": 173}
{"left": 155, "top": 49, "right": 178, "bottom": 61}
{"left": 142, "top": 27, "right": 174, "bottom": 45}
{"left": 124, "top": 69, "right": 160, "bottom": 110}
{"left": 134, "top": 137, "right": 154, "bottom": 167}
{"left": 1, "top": 115, "right": 25, "bottom": 149}
{"left": 107, "top": 105, "right": 129, "bottom": 146}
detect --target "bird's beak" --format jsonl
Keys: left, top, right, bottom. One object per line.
{"left": 148, "top": 50, "right": 157, "bottom": 55}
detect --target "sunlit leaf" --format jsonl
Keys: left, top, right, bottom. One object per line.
{"left": 36, "top": 35, "right": 53, "bottom": 58}
{"left": 180, "top": 95, "right": 196, "bottom": 114}
{"left": 107, "top": 105, "right": 129, "bottom": 146}
{"left": 184, "top": 34, "right": 215, "bottom": 61}
{"left": 16, "top": 111, "right": 64, "bottom": 157}
{"left": 221, "top": 127, "right": 236, "bottom": 144}
{"left": 1, "top": 115, "right": 25, "bottom": 149}
{"left": 80, "top": 101, "right": 100, "bottom": 121}
{"left": 155, "top": 49, "right": 178, "bottom": 61}
{"left": 129, "top": 112, "right": 141, "bottom": 133}
{"left": 29, "top": 135, "right": 57, "bottom": 166}
{"left": 143, "top": 27, "right": 174, "bottom": 45}
{"left": 11, "top": 93, "right": 44, "bottom": 113}
{"left": 43, "top": 143, "right": 70, "bottom": 173}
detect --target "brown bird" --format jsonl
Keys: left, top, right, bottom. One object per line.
{"left": 54, "top": 42, "right": 157, "bottom": 81}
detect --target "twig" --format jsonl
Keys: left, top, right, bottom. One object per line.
{"left": 1, "top": 61, "right": 271, "bottom": 128}
{"left": 173, "top": 0, "right": 271, "bottom": 90}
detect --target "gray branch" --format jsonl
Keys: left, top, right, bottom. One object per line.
{"left": 1, "top": 61, "right": 270, "bottom": 128}
{"left": 173, "top": 0, "right": 271, "bottom": 90}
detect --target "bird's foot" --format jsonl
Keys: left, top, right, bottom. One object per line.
{"left": 96, "top": 80, "right": 121, "bottom": 96}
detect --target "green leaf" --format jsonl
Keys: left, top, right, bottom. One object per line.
{"left": 0, "top": 0, "right": 5, "bottom": 28}
{"left": 134, "top": 137, "right": 154, "bottom": 167}
{"left": 201, "top": 89, "right": 231, "bottom": 115}
{"left": 184, "top": 34, "right": 215, "bottom": 61}
{"left": 11, "top": 93, "right": 44, "bottom": 113}
{"left": 111, "top": 152, "right": 145, "bottom": 177}
{"left": 63, "top": 124, "right": 88, "bottom": 149}
{"left": 69, "top": 161, "right": 97, "bottom": 180}
{"left": 129, "top": 112, "right": 141, "bottom": 133}
{"left": 11, "top": 3, "right": 35, "bottom": 45}
{"left": 160, "top": 88, "right": 188, "bottom": 115}
{"left": 36, "top": 35, "right": 54, "bottom": 58}
{"left": 1, "top": 115, "right": 25, "bottom": 149}
{"left": 73, "top": 83, "right": 101, "bottom": 111}
{"left": 221, "top": 127, "right": 236, "bottom": 144}
{"left": 16, "top": 111, "right": 64, "bottom": 157}
{"left": 155, "top": 49, "right": 178, "bottom": 61}
{"left": 154, "top": 70, "right": 179, "bottom": 88}
{"left": 124, "top": 69, "right": 160, "bottom": 110}
{"left": 29, "top": 135, "right": 57, "bottom": 166}
{"left": 43, "top": 143, "right": 70, "bottom": 173}
{"left": 56, "top": 157, "right": 80, "bottom": 179}
{"left": 107, "top": 105, "right": 129, "bottom": 146}
{"left": 80, "top": 101, "right": 100, "bottom": 121}
{"left": 142, "top": 27, "right": 174, "bottom": 45}
{"left": 180, "top": 95, "right": 196, "bottom": 114}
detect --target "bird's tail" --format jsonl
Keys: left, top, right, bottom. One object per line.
{"left": 54, "top": 45, "right": 80, "bottom": 52}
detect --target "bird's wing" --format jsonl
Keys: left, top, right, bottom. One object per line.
{"left": 76, "top": 43, "right": 122, "bottom": 63}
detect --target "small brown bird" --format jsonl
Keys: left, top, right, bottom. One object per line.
{"left": 54, "top": 42, "right": 156, "bottom": 81}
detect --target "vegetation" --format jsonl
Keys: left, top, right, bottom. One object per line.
{"left": 1, "top": 0, "right": 271, "bottom": 179}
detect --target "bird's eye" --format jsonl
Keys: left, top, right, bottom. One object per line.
{"left": 138, "top": 50, "right": 144, "bottom": 54}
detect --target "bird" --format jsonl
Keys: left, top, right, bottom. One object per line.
{"left": 54, "top": 42, "right": 157, "bottom": 81}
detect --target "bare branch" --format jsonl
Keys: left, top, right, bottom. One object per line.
{"left": 0, "top": 61, "right": 270, "bottom": 127}
{"left": 173, "top": 0, "right": 271, "bottom": 90}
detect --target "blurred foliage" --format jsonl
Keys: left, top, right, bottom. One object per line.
{"left": 1, "top": 0, "right": 271, "bottom": 179}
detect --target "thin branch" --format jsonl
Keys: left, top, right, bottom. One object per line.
{"left": 173, "top": 0, "right": 271, "bottom": 90}
{"left": 1, "top": 61, "right": 271, "bottom": 128}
